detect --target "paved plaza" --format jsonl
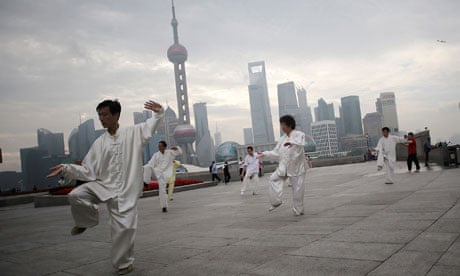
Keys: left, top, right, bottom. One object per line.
{"left": 1, "top": 161, "right": 459, "bottom": 276}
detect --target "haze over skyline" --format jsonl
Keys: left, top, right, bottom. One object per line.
{"left": 1, "top": 0, "right": 459, "bottom": 171}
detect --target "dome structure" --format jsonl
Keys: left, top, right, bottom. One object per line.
{"left": 173, "top": 124, "right": 196, "bottom": 145}
{"left": 167, "top": 43, "right": 188, "bottom": 63}
{"left": 215, "top": 141, "right": 239, "bottom": 162}
{"left": 304, "top": 134, "right": 316, "bottom": 152}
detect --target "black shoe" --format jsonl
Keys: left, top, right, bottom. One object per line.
{"left": 71, "top": 226, "right": 86, "bottom": 236}
{"left": 162, "top": 207, "right": 168, "bottom": 213}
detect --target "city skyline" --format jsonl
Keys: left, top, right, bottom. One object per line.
{"left": 1, "top": 0, "right": 460, "bottom": 171}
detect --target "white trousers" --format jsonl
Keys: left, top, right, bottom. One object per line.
{"left": 241, "top": 172, "right": 259, "bottom": 194}
{"left": 384, "top": 158, "right": 395, "bottom": 183}
{"left": 269, "top": 173, "right": 306, "bottom": 215}
{"left": 68, "top": 184, "right": 137, "bottom": 270}
{"left": 158, "top": 176, "right": 168, "bottom": 209}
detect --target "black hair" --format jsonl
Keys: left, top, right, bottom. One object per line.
{"left": 408, "top": 132, "right": 414, "bottom": 136}
{"left": 280, "top": 115, "right": 296, "bottom": 129}
{"left": 158, "top": 140, "right": 167, "bottom": 147}
{"left": 96, "top": 100, "right": 121, "bottom": 115}
{"left": 382, "top": 127, "right": 390, "bottom": 132}
{"left": 247, "top": 146, "right": 254, "bottom": 151}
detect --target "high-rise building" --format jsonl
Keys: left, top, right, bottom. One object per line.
{"left": 214, "top": 130, "right": 222, "bottom": 148}
{"left": 297, "top": 87, "right": 313, "bottom": 136}
{"left": 277, "top": 81, "right": 300, "bottom": 135}
{"left": 243, "top": 128, "right": 254, "bottom": 145}
{"left": 167, "top": 1, "right": 196, "bottom": 164}
{"left": 341, "top": 96, "right": 363, "bottom": 135}
{"left": 311, "top": 120, "right": 339, "bottom": 157}
{"left": 68, "top": 119, "right": 104, "bottom": 161}
{"left": 314, "top": 98, "right": 335, "bottom": 122}
{"left": 376, "top": 92, "right": 399, "bottom": 133}
{"left": 363, "top": 112, "right": 383, "bottom": 147}
{"left": 193, "top": 102, "right": 213, "bottom": 166}
{"left": 37, "top": 128, "right": 65, "bottom": 156}
{"left": 133, "top": 110, "right": 161, "bottom": 164}
{"left": 248, "top": 61, "right": 275, "bottom": 144}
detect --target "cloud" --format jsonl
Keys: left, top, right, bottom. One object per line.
{"left": 1, "top": 0, "right": 459, "bottom": 171}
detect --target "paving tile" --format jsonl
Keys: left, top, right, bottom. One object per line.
{"left": 368, "top": 250, "right": 443, "bottom": 276}
{"left": 288, "top": 240, "right": 402, "bottom": 261}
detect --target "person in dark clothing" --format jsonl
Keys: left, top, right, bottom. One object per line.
{"left": 424, "top": 137, "right": 431, "bottom": 167}
{"left": 223, "top": 161, "right": 231, "bottom": 184}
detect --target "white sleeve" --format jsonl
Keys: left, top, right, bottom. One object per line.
{"left": 263, "top": 140, "right": 282, "bottom": 159}
{"left": 137, "top": 108, "right": 165, "bottom": 145}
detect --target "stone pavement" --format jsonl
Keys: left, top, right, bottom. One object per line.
{"left": 1, "top": 161, "right": 459, "bottom": 276}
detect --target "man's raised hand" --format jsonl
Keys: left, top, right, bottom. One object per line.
{"left": 47, "top": 165, "right": 64, "bottom": 178}
{"left": 144, "top": 100, "right": 163, "bottom": 113}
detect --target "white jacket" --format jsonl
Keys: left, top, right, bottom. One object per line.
{"left": 263, "top": 130, "right": 307, "bottom": 176}
{"left": 62, "top": 109, "right": 164, "bottom": 212}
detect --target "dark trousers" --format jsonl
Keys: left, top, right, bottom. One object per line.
{"left": 424, "top": 152, "right": 429, "bottom": 166}
{"left": 224, "top": 172, "right": 231, "bottom": 183}
{"left": 212, "top": 174, "right": 221, "bottom": 182}
{"left": 239, "top": 168, "right": 244, "bottom": 182}
{"left": 407, "top": 154, "right": 420, "bottom": 171}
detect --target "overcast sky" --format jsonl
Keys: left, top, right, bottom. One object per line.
{"left": 1, "top": 0, "right": 459, "bottom": 171}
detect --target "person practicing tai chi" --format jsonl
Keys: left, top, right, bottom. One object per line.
{"left": 144, "top": 141, "right": 182, "bottom": 213}
{"left": 374, "top": 127, "right": 406, "bottom": 184}
{"left": 168, "top": 160, "right": 181, "bottom": 201}
{"left": 257, "top": 115, "right": 307, "bottom": 216}
{"left": 240, "top": 146, "right": 260, "bottom": 196}
{"left": 47, "top": 99, "right": 164, "bottom": 275}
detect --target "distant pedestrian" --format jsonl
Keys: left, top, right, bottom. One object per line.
{"left": 424, "top": 137, "right": 431, "bottom": 167}
{"left": 223, "top": 161, "right": 231, "bottom": 184}
{"left": 238, "top": 157, "right": 245, "bottom": 182}
{"left": 240, "top": 146, "right": 259, "bottom": 196}
{"left": 374, "top": 127, "right": 405, "bottom": 184}
{"left": 210, "top": 161, "right": 221, "bottom": 183}
{"left": 306, "top": 155, "right": 312, "bottom": 169}
{"left": 403, "top": 132, "right": 420, "bottom": 172}
{"left": 258, "top": 115, "right": 307, "bottom": 216}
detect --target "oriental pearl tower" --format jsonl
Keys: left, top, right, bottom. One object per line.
{"left": 167, "top": 0, "right": 197, "bottom": 164}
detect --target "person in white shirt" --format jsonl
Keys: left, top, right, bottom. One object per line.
{"left": 144, "top": 141, "right": 182, "bottom": 213}
{"left": 374, "top": 127, "right": 405, "bottom": 184}
{"left": 238, "top": 157, "right": 245, "bottom": 182}
{"left": 47, "top": 100, "right": 164, "bottom": 275}
{"left": 240, "top": 146, "right": 259, "bottom": 196}
{"left": 258, "top": 115, "right": 307, "bottom": 216}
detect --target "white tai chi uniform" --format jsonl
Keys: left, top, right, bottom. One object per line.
{"left": 62, "top": 108, "right": 164, "bottom": 270}
{"left": 144, "top": 147, "right": 182, "bottom": 209}
{"left": 241, "top": 154, "right": 259, "bottom": 195}
{"left": 376, "top": 135, "right": 405, "bottom": 183}
{"left": 263, "top": 130, "right": 307, "bottom": 215}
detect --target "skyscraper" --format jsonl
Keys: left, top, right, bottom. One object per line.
{"left": 297, "top": 87, "right": 313, "bottom": 136}
{"left": 193, "top": 102, "right": 213, "bottom": 166}
{"left": 243, "top": 128, "right": 254, "bottom": 145}
{"left": 363, "top": 112, "right": 383, "bottom": 147}
{"left": 68, "top": 119, "right": 104, "bottom": 161}
{"left": 133, "top": 110, "right": 161, "bottom": 164}
{"left": 248, "top": 61, "right": 275, "bottom": 144}
{"left": 277, "top": 81, "right": 299, "bottom": 135}
{"left": 314, "top": 98, "right": 335, "bottom": 122}
{"left": 37, "top": 128, "right": 65, "bottom": 156}
{"left": 341, "top": 95, "right": 363, "bottom": 135}
{"left": 376, "top": 92, "right": 399, "bottom": 133}
{"left": 167, "top": 1, "right": 196, "bottom": 164}
{"left": 311, "top": 120, "right": 339, "bottom": 157}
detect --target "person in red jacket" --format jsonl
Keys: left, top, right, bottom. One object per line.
{"left": 404, "top": 132, "right": 420, "bottom": 172}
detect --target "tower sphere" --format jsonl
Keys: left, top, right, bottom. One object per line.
{"left": 167, "top": 43, "right": 188, "bottom": 63}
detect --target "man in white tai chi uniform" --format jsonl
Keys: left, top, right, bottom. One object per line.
{"left": 47, "top": 99, "right": 164, "bottom": 275}
{"left": 258, "top": 115, "right": 307, "bottom": 216}
{"left": 240, "top": 146, "right": 259, "bottom": 196}
{"left": 375, "top": 126, "right": 405, "bottom": 184}
{"left": 144, "top": 141, "right": 182, "bottom": 213}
